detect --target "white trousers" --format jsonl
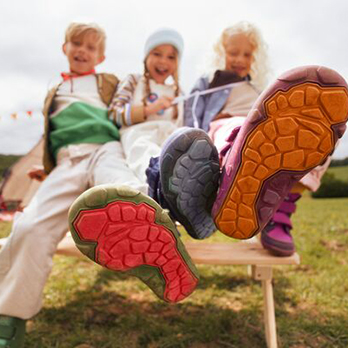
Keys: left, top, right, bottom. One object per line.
{"left": 0, "top": 141, "right": 147, "bottom": 319}
{"left": 209, "top": 117, "right": 330, "bottom": 192}
{"left": 120, "top": 120, "right": 179, "bottom": 184}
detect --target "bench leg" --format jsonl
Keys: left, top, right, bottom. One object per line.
{"left": 262, "top": 278, "right": 277, "bottom": 348}
{"left": 252, "top": 266, "right": 278, "bottom": 348}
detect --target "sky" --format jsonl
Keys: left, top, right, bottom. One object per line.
{"left": 1, "top": 0, "right": 348, "bottom": 158}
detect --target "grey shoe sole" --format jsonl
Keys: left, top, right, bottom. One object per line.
{"left": 160, "top": 127, "right": 220, "bottom": 239}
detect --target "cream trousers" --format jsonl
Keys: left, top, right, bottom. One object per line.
{"left": 120, "top": 120, "right": 179, "bottom": 184}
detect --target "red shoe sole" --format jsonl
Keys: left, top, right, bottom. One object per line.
{"left": 69, "top": 186, "right": 199, "bottom": 303}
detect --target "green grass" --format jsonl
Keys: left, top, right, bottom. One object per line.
{"left": 1, "top": 197, "right": 348, "bottom": 347}
{"left": 327, "top": 166, "right": 348, "bottom": 183}
{"left": 0, "top": 154, "right": 21, "bottom": 177}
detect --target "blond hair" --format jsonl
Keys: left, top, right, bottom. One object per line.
{"left": 64, "top": 22, "right": 106, "bottom": 55}
{"left": 212, "top": 21, "right": 270, "bottom": 90}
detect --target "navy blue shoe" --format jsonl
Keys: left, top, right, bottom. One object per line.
{"left": 146, "top": 157, "right": 170, "bottom": 211}
{"left": 158, "top": 127, "right": 220, "bottom": 239}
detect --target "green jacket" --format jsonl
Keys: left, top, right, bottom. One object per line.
{"left": 42, "top": 73, "right": 119, "bottom": 174}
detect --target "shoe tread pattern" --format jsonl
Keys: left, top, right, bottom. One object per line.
{"left": 215, "top": 68, "right": 348, "bottom": 239}
{"left": 161, "top": 130, "right": 219, "bottom": 239}
{"left": 69, "top": 186, "right": 199, "bottom": 303}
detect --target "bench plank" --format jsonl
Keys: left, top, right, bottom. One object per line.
{"left": 0, "top": 235, "right": 300, "bottom": 266}
{"left": 185, "top": 241, "right": 300, "bottom": 265}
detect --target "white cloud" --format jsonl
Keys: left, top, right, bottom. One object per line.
{"left": 0, "top": 0, "right": 347, "bottom": 158}
{"left": 0, "top": 112, "right": 43, "bottom": 155}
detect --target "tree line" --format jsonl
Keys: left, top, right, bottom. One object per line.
{"left": 330, "top": 157, "right": 348, "bottom": 167}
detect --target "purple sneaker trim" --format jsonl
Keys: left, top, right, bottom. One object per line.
{"left": 261, "top": 221, "right": 295, "bottom": 256}
{"left": 261, "top": 232, "right": 295, "bottom": 257}
{"left": 272, "top": 212, "right": 292, "bottom": 228}
{"left": 278, "top": 201, "right": 297, "bottom": 214}
{"left": 219, "top": 126, "right": 241, "bottom": 161}
{"left": 267, "top": 225, "right": 293, "bottom": 243}
{"left": 213, "top": 65, "right": 348, "bottom": 239}
{"left": 261, "top": 192, "right": 301, "bottom": 256}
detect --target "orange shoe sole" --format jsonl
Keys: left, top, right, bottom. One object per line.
{"left": 213, "top": 66, "right": 348, "bottom": 239}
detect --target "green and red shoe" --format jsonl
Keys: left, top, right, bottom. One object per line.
{"left": 0, "top": 315, "right": 26, "bottom": 348}
{"left": 68, "top": 185, "right": 199, "bottom": 303}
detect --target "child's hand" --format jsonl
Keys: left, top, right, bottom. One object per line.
{"left": 27, "top": 165, "right": 47, "bottom": 182}
{"left": 145, "top": 96, "right": 174, "bottom": 116}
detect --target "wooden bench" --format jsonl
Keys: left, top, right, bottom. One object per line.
{"left": 0, "top": 235, "right": 300, "bottom": 348}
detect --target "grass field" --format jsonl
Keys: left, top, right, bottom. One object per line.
{"left": 0, "top": 196, "right": 348, "bottom": 347}
{"left": 0, "top": 154, "right": 21, "bottom": 177}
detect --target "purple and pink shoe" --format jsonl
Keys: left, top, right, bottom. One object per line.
{"left": 212, "top": 65, "right": 348, "bottom": 239}
{"left": 260, "top": 193, "right": 301, "bottom": 256}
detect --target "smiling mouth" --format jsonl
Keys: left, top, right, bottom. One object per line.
{"left": 155, "top": 67, "right": 169, "bottom": 75}
{"left": 74, "top": 56, "right": 87, "bottom": 63}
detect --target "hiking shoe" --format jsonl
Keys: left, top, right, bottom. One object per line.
{"left": 212, "top": 65, "right": 348, "bottom": 239}
{"left": 0, "top": 315, "right": 26, "bottom": 348}
{"left": 146, "top": 156, "right": 171, "bottom": 212}
{"left": 68, "top": 185, "right": 199, "bottom": 303}
{"left": 261, "top": 193, "right": 301, "bottom": 256}
{"left": 159, "top": 127, "right": 220, "bottom": 239}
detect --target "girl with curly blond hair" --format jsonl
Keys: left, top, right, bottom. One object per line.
{"left": 156, "top": 21, "right": 347, "bottom": 258}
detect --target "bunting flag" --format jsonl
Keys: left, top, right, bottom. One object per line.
{"left": 0, "top": 110, "right": 40, "bottom": 121}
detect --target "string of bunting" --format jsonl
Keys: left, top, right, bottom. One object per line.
{"left": 0, "top": 110, "right": 39, "bottom": 121}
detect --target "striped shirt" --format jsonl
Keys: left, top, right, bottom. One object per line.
{"left": 109, "top": 74, "right": 181, "bottom": 128}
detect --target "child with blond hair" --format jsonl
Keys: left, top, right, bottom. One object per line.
{"left": 158, "top": 21, "right": 348, "bottom": 254}
{"left": 109, "top": 28, "right": 184, "bottom": 184}
{"left": 0, "top": 23, "right": 198, "bottom": 348}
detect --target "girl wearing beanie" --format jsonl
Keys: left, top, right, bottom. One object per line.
{"left": 109, "top": 28, "right": 184, "bottom": 185}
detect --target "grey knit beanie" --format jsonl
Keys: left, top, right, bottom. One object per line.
{"left": 144, "top": 28, "right": 184, "bottom": 59}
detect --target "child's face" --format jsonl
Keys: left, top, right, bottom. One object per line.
{"left": 224, "top": 34, "right": 254, "bottom": 78}
{"left": 145, "top": 45, "right": 177, "bottom": 84}
{"left": 62, "top": 31, "right": 105, "bottom": 74}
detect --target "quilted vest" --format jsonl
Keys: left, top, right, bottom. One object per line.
{"left": 42, "top": 73, "right": 119, "bottom": 174}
